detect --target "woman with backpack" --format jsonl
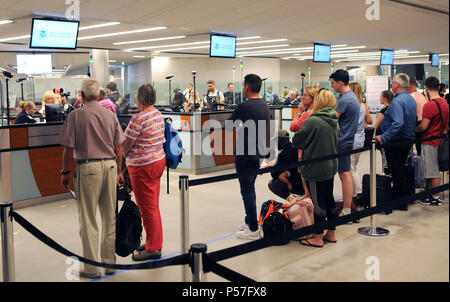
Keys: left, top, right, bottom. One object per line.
{"left": 292, "top": 89, "right": 339, "bottom": 248}
{"left": 121, "top": 84, "right": 166, "bottom": 261}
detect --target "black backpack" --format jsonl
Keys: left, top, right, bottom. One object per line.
{"left": 262, "top": 212, "right": 293, "bottom": 246}
{"left": 115, "top": 185, "right": 143, "bottom": 257}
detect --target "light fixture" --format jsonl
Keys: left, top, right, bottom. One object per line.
{"left": 0, "top": 20, "right": 13, "bottom": 25}
{"left": 237, "top": 39, "right": 288, "bottom": 46}
{"left": 114, "top": 35, "right": 186, "bottom": 45}
{"left": 0, "top": 34, "right": 30, "bottom": 42}
{"left": 236, "top": 36, "right": 261, "bottom": 40}
{"left": 79, "top": 22, "right": 120, "bottom": 31}
{"left": 159, "top": 45, "right": 210, "bottom": 52}
{"left": 236, "top": 44, "right": 290, "bottom": 51}
{"left": 133, "top": 55, "right": 145, "bottom": 58}
{"left": 78, "top": 26, "right": 167, "bottom": 40}
{"left": 127, "top": 40, "right": 210, "bottom": 51}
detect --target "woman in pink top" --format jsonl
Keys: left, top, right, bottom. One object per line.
{"left": 121, "top": 84, "right": 166, "bottom": 261}
{"left": 289, "top": 85, "right": 319, "bottom": 198}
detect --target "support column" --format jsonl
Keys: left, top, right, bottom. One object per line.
{"left": 89, "top": 49, "right": 109, "bottom": 87}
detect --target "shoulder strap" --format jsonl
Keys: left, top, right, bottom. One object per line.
{"left": 431, "top": 99, "right": 445, "bottom": 135}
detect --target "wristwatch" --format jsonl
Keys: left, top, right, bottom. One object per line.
{"left": 61, "top": 170, "right": 71, "bottom": 175}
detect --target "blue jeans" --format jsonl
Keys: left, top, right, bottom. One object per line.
{"left": 236, "top": 157, "right": 260, "bottom": 232}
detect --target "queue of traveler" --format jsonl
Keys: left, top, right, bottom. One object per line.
{"left": 46, "top": 70, "right": 447, "bottom": 278}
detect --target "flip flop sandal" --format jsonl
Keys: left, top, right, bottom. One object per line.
{"left": 299, "top": 239, "right": 323, "bottom": 248}
{"left": 323, "top": 238, "right": 337, "bottom": 243}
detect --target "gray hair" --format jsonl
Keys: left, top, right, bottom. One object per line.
{"left": 81, "top": 79, "right": 100, "bottom": 101}
{"left": 393, "top": 73, "right": 410, "bottom": 90}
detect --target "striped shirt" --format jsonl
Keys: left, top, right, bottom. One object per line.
{"left": 98, "top": 98, "right": 117, "bottom": 114}
{"left": 124, "top": 108, "right": 165, "bottom": 166}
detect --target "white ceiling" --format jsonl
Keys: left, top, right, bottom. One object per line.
{"left": 0, "top": 0, "right": 448, "bottom": 72}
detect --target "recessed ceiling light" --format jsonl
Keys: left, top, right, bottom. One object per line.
{"left": 133, "top": 55, "right": 145, "bottom": 58}
{"left": 0, "top": 20, "right": 13, "bottom": 25}
{"left": 0, "top": 34, "right": 30, "bottom": 42}
{"left": 78, "top": 26, "right": 166, "bottom": 40}
{"left": 236, "top": 36, "right": 261, "bottom": 40}
{"left": 114, "top": 35, "right": 186, "bottom": 45}
{"left": 236, "top": 44, "right": 290, "bottom": 51}
{"left": 237, "top": 39, "right": 288, "bottom": 46}
{"left": 127, "top": 40, "right": 210, "bottom": 51}
{"left": 79, "top": 22, "right": 120, "bottom": 30}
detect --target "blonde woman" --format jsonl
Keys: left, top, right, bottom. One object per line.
{"left": 290, "top": 85, "right": 320, "bottom": 198}
{"left": 39, "top": 90, "right": 57, "bottom": 117}
{"left": 349, "top": 83, "right": 373, "bottom": 214}
{"left": 292, "top": 89, "right": 339, "bottom": 248}
{"left": 281, "top": 88, "right": 290, "bottom": 101}
{"left": 15, "top": 101, "right": 37, "bottom": 124}
{"left": 183, "top": 89, "right": 203, "bottom": 112}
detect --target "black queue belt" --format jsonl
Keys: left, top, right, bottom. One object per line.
{"left": 188, "top": 134, "right": 448, "bottom": 188}
{"left": 196, "top": 184, "right": 448, "bottom": 282}
{"left": 10, "top": 211, "right": 190, "bottom": 270}
{"left": 0, "top": 144, "right": 61, "bottom": 153}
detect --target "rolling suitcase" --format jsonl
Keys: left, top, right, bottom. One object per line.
{"left": 362, "top": 174, "right": 392, "bottom": 214}
{"left": 412, "top": 155, "right": 425, "bottom": 189}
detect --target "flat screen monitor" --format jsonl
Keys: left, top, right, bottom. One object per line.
{"left": 45, "top": 104, "right": 63, "bottom": 123}
{"left": 17, "top": 54, "right": 52, "bottom": 74}
{"left": 210, "top": 34, "right": 236, "bottom": 58}
{"left": 430, "top": 53, "right": 440, "bottom": 67}
{"left": 313, "top": 43, "right": 331, "bottom": 63}
{"left": 380, "top": 49, "right": 394, "bottom": 65}
{"left": 30, "top": 18, "right": 79, "bottom": 49}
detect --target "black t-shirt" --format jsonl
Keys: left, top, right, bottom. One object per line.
{"left": 109, "top": 92, "right": 122, "bottom": 104}
{"left": 229, "top": 98, "right": 271, "bottom": 160}
{"left": 14, "top": 111, "right": 36, "bottom": 125}
{"left": 224, "top": 92, "right": 242, "bottom": 105}
{"left": 270, "top": 143, "right": 301, "bottom": 183}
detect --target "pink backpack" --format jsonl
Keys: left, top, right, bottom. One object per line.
{"left": 286, "top": 194, "right": 315, "bottom": 240}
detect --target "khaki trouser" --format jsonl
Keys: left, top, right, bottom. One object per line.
{"left": 74, "top": 160, "right": 117, "bottom": 275}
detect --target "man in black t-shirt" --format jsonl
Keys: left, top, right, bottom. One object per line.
{"left": 224, "top": 83, "right": 242, "bottom": 105}
{"left": 229, "top": 74, "right": 272, "bottom": 240}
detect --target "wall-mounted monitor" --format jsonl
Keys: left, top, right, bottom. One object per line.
{"left": 429, "top": 53, "right": 440, "bottom": 67}
{"left": 380, "top": 49, "right": 394, "bottom": 65}
{"left": 30, "top": 18, "right": 79, "bottom": 49}
{"left": 17, "top": 54, "right": 52, "bottom": 74}
{"left": 210, "top": 34, "right": 236, "bottom": 58}
{"left": 313, "top": 43, "right": 331, "bottom": 63}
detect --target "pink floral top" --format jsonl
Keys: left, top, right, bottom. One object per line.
{"left": 124, "top": 109, "right": 165, "bottom": 167}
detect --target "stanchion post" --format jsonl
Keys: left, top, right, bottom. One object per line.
{"left": 179, "top": 175, "right": 190, "bottom": 282}
{"left": 1, "top": 202, "right": 15, "bottom": 282}
{"left": 190, "top": 243, "right": 207, "bottom": 282}
{"left": 358, "top": 141, "right": 389, "bottom": 237}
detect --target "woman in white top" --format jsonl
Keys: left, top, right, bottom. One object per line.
{"left": 39, "top": 90, "right": 57, "bottom": 117}
{"left": 349, "top": 83, "right": 373, "bottom": 212}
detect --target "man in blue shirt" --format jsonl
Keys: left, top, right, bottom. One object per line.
{"left": 330, "top": 70, "right": 360, "bottom": 219}
{"left": 376, "top": 73, "right": 417, "bottom": 210}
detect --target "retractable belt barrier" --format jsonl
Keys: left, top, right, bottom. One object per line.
{"left": 1, "top": 134, "right": 448, "bottom": 282}
{"left": 189, "top": 134, "right": 448, "bottom": 187}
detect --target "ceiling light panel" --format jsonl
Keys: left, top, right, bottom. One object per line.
{"left": 78, "top": 26, "right": 166, "bottom": 40}
{"left": 114, "top": 35, "right": 186, "bottom": 45}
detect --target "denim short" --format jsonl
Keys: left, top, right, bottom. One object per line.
{"left": 338, "top": 144, "right": 353, "bottom": 173}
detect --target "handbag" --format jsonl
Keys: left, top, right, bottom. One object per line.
{"left": 431, "top": 99, "right": 449, "bottom": 171}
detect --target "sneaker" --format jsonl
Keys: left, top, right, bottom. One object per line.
{"left": 236, "top": 228, "right": 262, "bottom": 240}
{"left": 430, "top": 197, "right": 443, "bottom": 206}
{"left": 339, "top": 209, "right": 353, "bottom": 224}
{"left": 238, "top": 222, "right": 248, "bottom": 232}
{"left": 419, "top": 197, "right": 433, "bottom": 205}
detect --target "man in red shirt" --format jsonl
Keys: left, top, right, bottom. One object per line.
{"left": 415, "top": 76, "right": 449, "bottom": 206}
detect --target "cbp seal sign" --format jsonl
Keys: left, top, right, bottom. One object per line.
{"left": 39, "top": 30, "right": 48, "bottom": 38}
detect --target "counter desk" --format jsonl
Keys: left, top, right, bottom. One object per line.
{"left": 0, "top": 106, "right": 282, "bottom": 206}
